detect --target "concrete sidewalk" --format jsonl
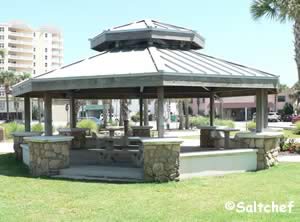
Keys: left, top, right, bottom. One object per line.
{"left": 0, "top": 142, "right": 14, "bottom": 153}
{"left": 278, "top": 154, "right": 300, "bottom": 163}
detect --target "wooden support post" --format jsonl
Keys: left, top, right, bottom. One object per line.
{"left": 24, "top": 96, "right": 31, "bottom": 132}
{"left": 256, "top": 89, "right": 267, "bottom": 132}
{"left": 139, "top": 97, "right": 143, "bottom": 127}
{"left": 143, "top": 99, "right": 149, "bottom": 126}
{"left": 44, "top": 93, "right": 52, "bottom": 136}
{"left": 157, "top": 87, "right": 164, "bottom": 137}
{"left": 69, "top": 96, "right": 76, "bottom": 128}
{"left": 264, "top": 90, "right": 268, "bottom": 129}
{"left": 209, "top": 92, "right": 215, "bottom": 126}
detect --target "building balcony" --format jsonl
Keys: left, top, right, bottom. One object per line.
{"left": 52, "top": 52, "right": 63, "bottom": 57}
{"left": 8, "top": 63, "right": 32, "bottom": 69}
{"left": 8, "top": 39, "right": 33, "bottom": 46}
{"left": 52, "top": 44, "right": 63, "bottom": 49}
{"left": 8, "top": 47, "right": 33, "bottom": 53}
{"left": 52, "top": 37, "right": 63, "bottom": 42}
{"left": 8, "top": 31, "right": 33, "bottom": 38}
{"left": 7, "top": 55, "right": 33, "bottom": 61}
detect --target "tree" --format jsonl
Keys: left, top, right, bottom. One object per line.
{"left": 0, "top": 71, "right": 31, "bottom": 121}
{"left": 251, "top": 0, "right": 300, "bottom": 80}
{"left": 0, "top": 49, "right": 4, "bottom": 58}
{"left": 291, "top": 81, "right": 300, "bottom": 112}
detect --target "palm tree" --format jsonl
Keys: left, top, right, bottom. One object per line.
{"left": 0, "top": 71, "right": 31, "bottom": 121}
{"left": 0, "top": 49, "right": 4, "bottom": 59}
{"left": 290, "top": 81, "right": 300, "bottom": 112}
{"left": 251, "top": 0, "right": 300, "bottom": 80}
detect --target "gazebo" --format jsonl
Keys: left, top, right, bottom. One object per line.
{"left": 12, "top": 20, "right": 282, "bottom": 182}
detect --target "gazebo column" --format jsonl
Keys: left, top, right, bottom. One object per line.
{"left": 24, "top": 96, "right": 31, "bottom": 132}
{"left": 69, "top": 96, "right": 76, "bottom": 128}
{"left": 209, "top": 92, "right": 215, "bottom": 126}
{"left": 139, "top": 96, "right": 143, "bottom": 127}
{"left": 157, "top": 87, "right": 164, "bottom": 137}
{"left": 44, "top": 93, "right": 53, "bottom": 136}
{"left": 256, "top": 89, "right": 268, "bottom": 132}
{"left": 144, "top": 99, "right": 149, "bottom": 126}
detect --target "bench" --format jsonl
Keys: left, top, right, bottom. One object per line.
{"left": 20, "top": 143, "right": 29, "bottom": 166}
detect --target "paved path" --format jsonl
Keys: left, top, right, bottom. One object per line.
{"left": 278, "top": 154, "right": 300, "bottom": 163}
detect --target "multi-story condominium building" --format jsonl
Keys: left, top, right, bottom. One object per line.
{"left": 0, "top": 20, "right": 63, "bottom": 75}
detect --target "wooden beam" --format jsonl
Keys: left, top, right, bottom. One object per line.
{"left": 157, "top": 87, "right": 165, "bottom": 137}
{"left": 69, "top": 96, "right": 76, "bottom": 128}
{"left": 44, "top": 93, "right": 52, "bottom": 136}
{"left": 24, "top": 96, "right": 31, "bottom": 132}
{"left": 209, "top": 92, "right": 215, "bottom": 126}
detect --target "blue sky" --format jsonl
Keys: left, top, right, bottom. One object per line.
{"left": 1, "top": 0, "right": 295, "bottom": 85}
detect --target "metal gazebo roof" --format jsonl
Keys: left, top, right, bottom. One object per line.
{"left": 12, "top": 19, "right": 279, "bottom": 98}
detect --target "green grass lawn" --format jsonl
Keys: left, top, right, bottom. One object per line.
{"left": 0, "top": 153, "right": 299, "bottom": 221}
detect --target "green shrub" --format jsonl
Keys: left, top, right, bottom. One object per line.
{"left": 293, "top": 122, "right": 300, "bottom": 135}
{"left": 131, "top": 112, "right": 140, "bottom": 122}
{"left": 77, "top": 119, "right": 97, "bottom": 132}
{"left": 31, "top": 123, "right": 44, "bottom": 132}
{"left": 246, "top": 121, "right": 256, "bottom": 131}
{"left": 1, "top": 122, "right": 25, "bottom": 139}
{"left": 190, "top": 116, "right": 234, "bottom": 128}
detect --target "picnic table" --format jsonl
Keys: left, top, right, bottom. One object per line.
{"left": 101, "top": 126, "right": 124, "bottom": 137}
{"left": 215, "top": 128, "right": 240, "bottom": 149}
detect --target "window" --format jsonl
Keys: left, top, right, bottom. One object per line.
{"left": 0, "top": 27, "right": 4, "bottom": 32}
{"left": 45, "top": 55, "right": 47, "bottom": 60}
{"left": 33, "top": 48, "right": 36, "bottom": 52}
{"left": 33, "top": 32, "right": 35, "bottom": 37}
{"left": 45, "top": 33, "right": 48, "bottom": 38}
{"left": 45, "top": 63, "right": 47, "bottom": 67}
{"left": 33, "top": 62, "right": 35, "bottom": 67}
{"left": 277, "top": 96, "right": 286, "bottom": 102}
{"left": 0, "top": 35, "right": 4, "bottom": 40}
{"left": 45, "top": 48, "right": 48, "bottom": 52}
{"left": 0, "top": 67, "right": 4, "bottom": 71}
{"left": 0, "top": 60, "right": 3, "bottom": 64}
{"left": 33, "top": 70, "right": 35, "bottom": 74}
{"left": 0, "top": 43, "right": 4, "bottom": 48}
{"left": 33, "top": 55, "right": 36, "bottom": 59}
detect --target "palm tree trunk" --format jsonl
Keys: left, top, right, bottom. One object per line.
{"left": 5, "top": 85, "right": 9, "bottom": 121}
{"left": 294, "top": 20, "right": 300, "bottom": 81}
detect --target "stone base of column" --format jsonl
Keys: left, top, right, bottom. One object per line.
{"left": 24, "top": 136, "right": 73, "bottom": 176}
{"left": 235, "top": 132, "right": 283, "bottom": 170}
{"left": 12, "top": 132, "right": 43, "bottom": 161}
{"left": 142, "top": 138, "right": 182, "bottom": 182}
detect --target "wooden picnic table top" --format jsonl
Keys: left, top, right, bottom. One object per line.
{"left": 215, "top": 128, "right": 240, "bottom": 132}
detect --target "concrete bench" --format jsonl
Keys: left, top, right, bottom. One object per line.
{"left": 20, "top": 143, "right": 29, "bottom": 166}
{"left": 88, "top": 147, "right": 142, "bottom": 167}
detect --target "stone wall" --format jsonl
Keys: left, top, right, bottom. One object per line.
{"left": 27, "top": 141, "right": 71, "bottom": 176}
{"left": 143, "top": 139, "right": 182, "bottom": 182}
{"left": 12, "top": 132, "right": 43, "bottom": 161}
{"left": 234, "top": 133, "right": 282, "bottom": 170}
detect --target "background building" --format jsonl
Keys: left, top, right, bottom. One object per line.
{"left": 0, "top": 20, "right": 63, "bottom": 75}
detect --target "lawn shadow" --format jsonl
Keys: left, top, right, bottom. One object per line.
{"left": 0, "top": 153, "right": 148, "bottom": 185}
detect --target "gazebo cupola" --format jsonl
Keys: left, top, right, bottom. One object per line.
{"left": 90, "top": 19, "right": 205, "bottom": 51}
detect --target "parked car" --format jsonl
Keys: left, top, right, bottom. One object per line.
{"left": 292, "top": 115, "right": 300, "bottom": 124}
{"left": 268, "top": 112, "right": 281, "bottom": 122}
